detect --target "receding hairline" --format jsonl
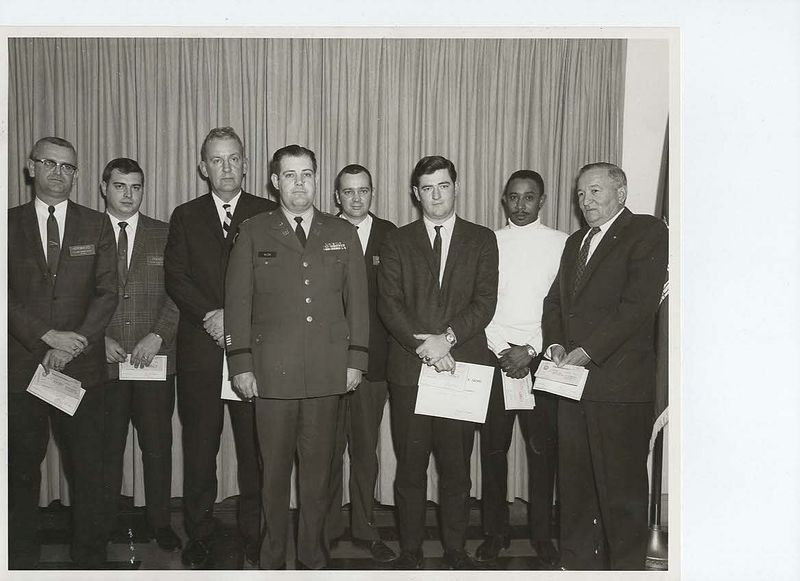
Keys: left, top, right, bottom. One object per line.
{"left": 30, "top": 137, "right": 76, "bottom": 161}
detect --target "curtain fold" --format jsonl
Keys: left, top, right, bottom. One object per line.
{"left": 8, "top": 36, "right": 626, "bottom": 507}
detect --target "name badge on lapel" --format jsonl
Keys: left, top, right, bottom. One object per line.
{"left": 69, "top": 244, "right": 95, "bottom": 257}
{"left": 147, "top": 255, "right": 164, "bottom": 266}
{"left": 323, "top": 242, "right": 347, "bottom": 252}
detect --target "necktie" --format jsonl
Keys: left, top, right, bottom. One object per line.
{"left": 433, "top": 225, "right": 443, "bottom": 283}
{"left": 118, "top": 221, "right": 129, "bottom": 283}
{"left": 46, "top": 205, "right": 60, "bottom": 278}
{"left": 222, "top": 203, "right": 232, "bottom": 236}
{"left": 295, "top": 216, "right": 307, "bottom": 247}
{"left": 573, "top": 226, "right": 601, "bottom": 294}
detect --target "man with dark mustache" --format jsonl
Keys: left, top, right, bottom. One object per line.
{"left": 477, "top": 170, "right": 567, "bottom": 565}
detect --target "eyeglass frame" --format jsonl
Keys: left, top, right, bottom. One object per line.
{"left": 30, "top": 157, "right": 78, "bottom": 175}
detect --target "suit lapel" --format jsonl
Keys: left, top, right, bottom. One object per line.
{"left": 440, "top": 217, "right": 464, "bottom": 293}
{"left": 573, "top": 208, "right": 633, "bottom": 296}
{"left": 22, "top": 202, "right": 48, "bottom": 277}
{"left": 126, "top": 214, "right": 148, "bottom": 285}
{"left": 267, "top": 209, "right": 304, "bottom": 252}
{"left": 57, "top": 201, "right": 82, "bottom": 285}
{"left": 201, "top": 194, "right": 227, "bottom": 249}
{"left": 411, "top": 220, "right": 440, "bottom": 283}
{"left": 227, "top": 192, "right": 252, "bottom": 245}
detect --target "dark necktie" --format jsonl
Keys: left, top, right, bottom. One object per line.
{"left": 433, "top": 225, "right": 443, "bottom": 283}
{"left": 295, "top": 216, "right": 307, "bottom": 247}
{"left": 118, "top": 221, "right": 129, "bottom": 283}
{"left": 222, "top": 203, "right": 232, "bottom": 236}
{"left": 46, "top": 205, "right": 60, "bottom": 277}
{"left": 573, "top": 226, "right": 601, "bottom": 294}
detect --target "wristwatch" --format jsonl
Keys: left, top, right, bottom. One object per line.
{"left": 525, "top": 344, "right": 537, "bottom": 358}
{"left": 444, "top": 326, "right": 457, "bottom": 346}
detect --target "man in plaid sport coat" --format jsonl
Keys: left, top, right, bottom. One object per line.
{"left": 99, "top": 157, "right": 182, "bottom": 552}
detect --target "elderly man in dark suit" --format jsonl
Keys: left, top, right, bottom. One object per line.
{"left": 8, "top": 136, "right": 118, "bottom": 569}
{"left": 542, "top": 162, "right": 668, "bottom": 570}
{"left": 99, "top": 157, "right": 181, "bottom": 551}
{"left": 325, "top": 164, "right": 397, "bottom": 563}
{"left": 225, "top": 145, "right": 369, "bottom": 570}
{"left": 164, "top": 127, "right": 277, "bottom": 569}
{"left": 378, "top": 155, "right": 499, "bottom": 570}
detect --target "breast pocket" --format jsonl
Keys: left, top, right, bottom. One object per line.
{"left": 322, "top": 251, "right": 346, "bottom": 290}
{"left": 253, "top": 257, "right": 281, "bottom": 293}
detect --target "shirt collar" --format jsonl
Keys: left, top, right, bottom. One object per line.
{"left": 596, "top": 206, "right": 626, "bottom": 234}
{"left": 341, "top": 212, "right": 372, "bottom": 229}
{"left": 423, "top": 212, "right": 456, "bottom": 236}
{"left": 281, "top": 204, "right": 315, "bottom": 225}
{"left": 34, "top": 196, "right": 68, "bottom": 216}
{"left": 506, "top": 217, "right": 542, "bottom": 231}
{"left": 211, "top": 190, "right": 242, "bottom": 212}
{"left": 107, "top": 210, "right": 140, "bottom": 231}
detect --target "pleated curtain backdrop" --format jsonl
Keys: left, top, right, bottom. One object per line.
{"left": 7, "top": 36, "right": 626, "bottom": 507}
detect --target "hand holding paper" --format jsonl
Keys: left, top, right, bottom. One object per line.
{"left": 533, "top": 359, "right": 589, "bottom": 400}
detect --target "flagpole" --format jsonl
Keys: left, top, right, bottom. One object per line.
{"left": 645, "top": 429, "right": 667, "bottom": 569}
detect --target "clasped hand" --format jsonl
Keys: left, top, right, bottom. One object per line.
{"left": 413, "top": 333, "right": 455, "bottom": 373}
{"left": 204, "top": 309, "right": 225, "bottom": 347}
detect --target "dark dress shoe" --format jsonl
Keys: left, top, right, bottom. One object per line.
{"left": 353, "top": 539, "right": 397, "bottom": 562}
{"left": 532, "top": 539, "right": 560, "bottom": 566}
{"left": 243, "top": 537, "right": 261, "bottom": 567}
{"left": 390, "top": 549, "right": 423, "bottom": 570}
{"left": 155, "top": 526, "right": 182, "bottom": 551}
{"left": 182, "top": 538, "right": 212, "bottom": 569}
{"left": 475, "top": 534, "right": 511, "bottom": 561}
{"left": 444, "top": 549, "right": 486, "bottom": 570}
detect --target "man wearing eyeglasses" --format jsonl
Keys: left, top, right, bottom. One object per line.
{"left": 377, "top": 155, "right": 498, "bottom": 570}
{"left": 8, "top": 136, "right": 118, "bottom": 569}
{"left": 324, "top": 164, "right": 397, "bottom": 563}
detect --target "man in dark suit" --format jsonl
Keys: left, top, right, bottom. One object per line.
{"left": 164, "top": 127, "right": 277, "bottom": 569}
{"left": 8, "top": 136, "right": 118, "bottom": 569}
{"left": 99, "top": 157, "right": 181, "bottom": 551}
{"left": 225, "top": 145, "right": 369, "bottom": 570}
{"left": 542, "top": 162, "right": 668, "bottom": 570}
{"left": 325, "top": 164, "right": 397, "bottom": 562}
{"left": 378, "top": 155, "right": 499, "bottom": 570}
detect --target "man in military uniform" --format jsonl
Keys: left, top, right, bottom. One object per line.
{"left": 224, "top": 144, "right": 369, "bottom": 570}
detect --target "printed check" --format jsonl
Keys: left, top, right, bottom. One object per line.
{"left": 119, "top": 354, "right": 167, "bottom": 381}
{"left": 533, "top": 360, "right": 589, "bottom": 400}
{"left": 415, "top": 361, "right": 494, "bottom": 423}
{"left": 26, "top": 364, "right": 85, "bottom": 416}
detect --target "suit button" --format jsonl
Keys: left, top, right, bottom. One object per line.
{"left": 123, "top": 294, "right": 130, "bottom": 300}
{"left": 125, "top": 321, "right": 131, "bottom": 326}
{"left": 255, "top": 334, "right": 263, "bottom": 344}
{"left": 305, "top": 297, "right": 312, "bottom": 303}
{"left": 568, "top": 312, "right": 574, "bottom": 318}
{"left": 306, "top": 316, "right": 313, "bottom": 323}
{"left": 304, "top": 279, "right": 311, "bottom": 286}
{"left": 302, "top": 261, "right": 309, "bottom": 268}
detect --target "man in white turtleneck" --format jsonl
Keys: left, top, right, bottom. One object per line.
{"left": 477, "top": 170, "right": 567, "bottom": 566}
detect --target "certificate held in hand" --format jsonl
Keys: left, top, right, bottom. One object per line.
{"left": 26, "top": 364, "right": 86, "bottom": 416}
{"left": 533, "top": 359, "right": 589, "bottom": 400}
{"left": 414, "top": 361, "right": 494, "bottom": 423}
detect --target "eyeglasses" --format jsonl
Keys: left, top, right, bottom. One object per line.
{"left": 339, "top": 188, "right": 372, "bottom": 199}
{"left": 31, "top": 158, "right": 78, "bottom": 175}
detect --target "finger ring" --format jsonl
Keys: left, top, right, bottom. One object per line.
{"left": 424, "top": 356, "right": 431, "bottom": 363}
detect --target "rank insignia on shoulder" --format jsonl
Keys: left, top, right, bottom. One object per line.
{"left": 258, "top": 251, "right": 277, "bottom": 258}
{"left": 323, "top": 242, "right": 347, "bottom": 251}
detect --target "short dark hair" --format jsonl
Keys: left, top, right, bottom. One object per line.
{"left": 270, "top": 144, "right": 317, "bottom": 176}
{"left": 334, "top": 164, "right": 373, "bottom": 192}
{"left": 578, "top": 162, "right": 627, "bottom": 190}
{"left": 411, "top": 155, "right": 457, "bottom": 189}
{"left": 503, "top": 170, "right": 545, "bottom": 198}
{"left": 30, "top": 136, "right": 76, "bottom": 159}
{"left": 201, "top": 127, "right": 244, "bottom": 162}
{"left": 102, "top": 157, "right": 144, "bottom": 186}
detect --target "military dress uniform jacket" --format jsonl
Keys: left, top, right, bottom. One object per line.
{"left": 8, "top": 200, "right": 118, "bottom": 392}
{"left": 105, "top": 213, "right": 179, "bottom": 379}
{"left": 225, "top": 209, "right": 370, "bottom": 399}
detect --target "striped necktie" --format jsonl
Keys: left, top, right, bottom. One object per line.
{"left": 573, "top": 226, "right": 601, "bottom": 294}
{"left": 222, "top": 203, "right": 232, "bottom": 236}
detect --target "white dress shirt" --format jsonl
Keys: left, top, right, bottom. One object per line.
{"left": 422, "top": 212, "right": 457, "bottom": 285}
{"left": 34, "top": 196, "right": 67, "bottom": 258}
{"left": 485, "top": 218, "right": 568, "bottom": 357}
{"left": 211, "top": 190, "right": 242, "bottom": 233}
{"left": 281, "top": 205, "right": 315, "bottom": 238}
{"left": 108, "top": 211, "right": 140, "bottom": 268}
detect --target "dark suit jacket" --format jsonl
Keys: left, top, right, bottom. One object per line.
{"left": 105, "top": 213, "right": 179, "bottom": 378}
{"left": 378, "top": 216, "right": 499, "bottom": 387}
{"left": 225, "top": 208, "right": 370, "bottom": 398}
{"left": 542, "top": 208, "right": 668, "bottom": 403}
{"left": 361, "top": 213, "right": 397, "bottom": 381}
{"left": 164, "top": 192, "right": 277, "bottom": 373}
{"left": 8, "top": 200, "right": 118, "bottom": 392}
